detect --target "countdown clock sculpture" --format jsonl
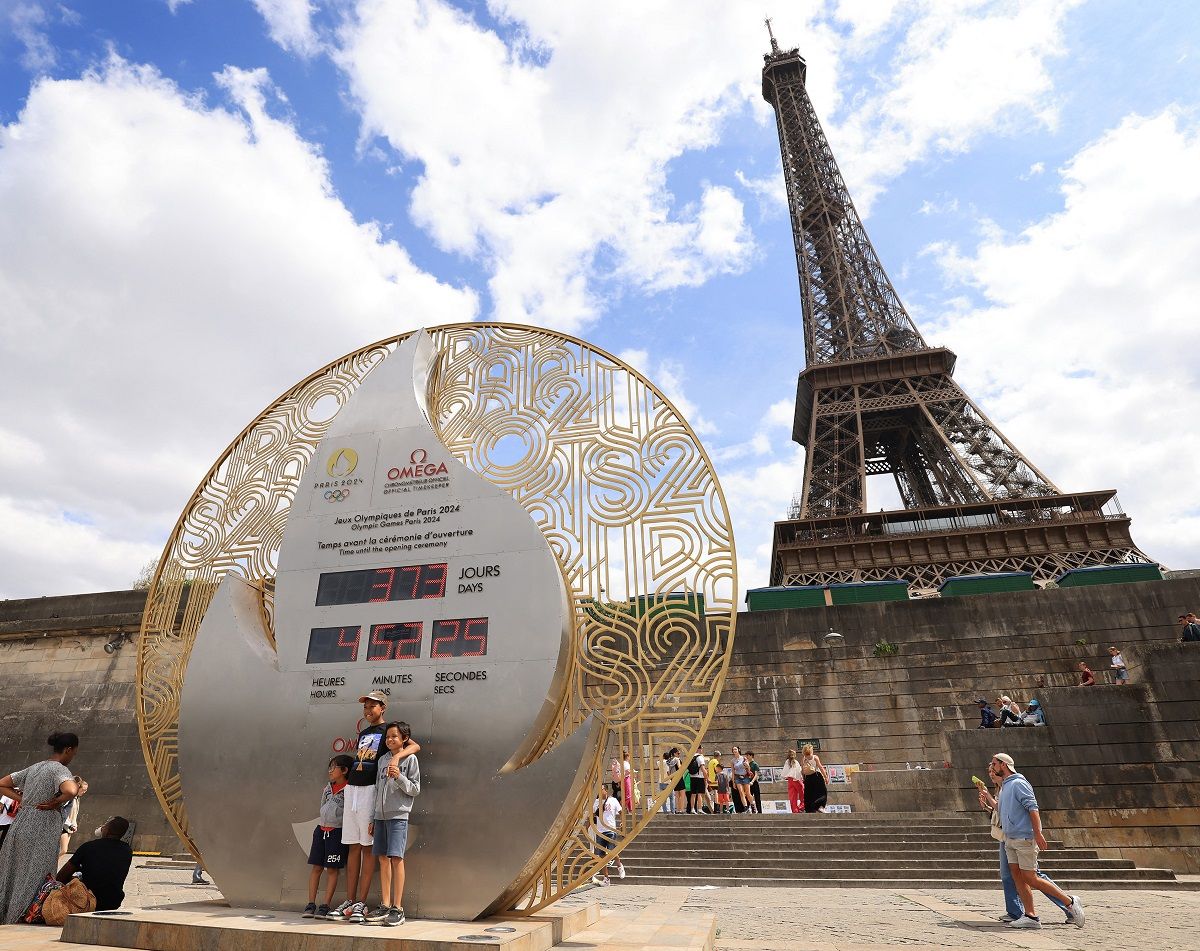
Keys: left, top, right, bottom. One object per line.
{"left": 136, "top": 324, "right": 737, "bottom": 919}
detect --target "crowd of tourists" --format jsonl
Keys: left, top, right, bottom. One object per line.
{"left": 647, "top": 744, "right": 831, "bottom": 816}
{"left": 0, "top": 732, "right": 134, "bottom": 925}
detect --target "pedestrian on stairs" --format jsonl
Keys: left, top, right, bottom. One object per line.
{"left": 800, "top": 744, "right": 828, "bottom": 813}
{"left": 990, "top": 753, "right": 1085, "bottom": 931}
{"left": 591, "top": 785, "right": 625, "bottom": 886}
{"left": 782, "top": 750, "right": 805, "bottom": 813}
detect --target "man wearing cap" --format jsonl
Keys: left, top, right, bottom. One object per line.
{"left": 990, "top": 752, "right": 1085, "bottom": 931}
{"left": 1020, "top": 700, "right": 1045, "bottom": 727}
{"left": 329, "top": 691, "right": 391, "bottom": 923}
{"left": 976, "top": 699, "right": 997, "bottom": 729}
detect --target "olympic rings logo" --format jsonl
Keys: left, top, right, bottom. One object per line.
{"left": 324, "top": 489, "right": 351, "bottom": 502}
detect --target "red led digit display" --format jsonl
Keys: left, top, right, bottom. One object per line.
{"left": 315, "top": 563, "right": 448, "bottom": 606}
{"left": 306, "top": 626, "right": 361, "bottom": 664}
{"left": 367, "top": 622, "right": 423, "bottom": 661}
{"left": 430, "top": 617, "right": 489, "bottom": 658}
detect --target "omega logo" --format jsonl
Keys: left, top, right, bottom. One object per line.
{"left": 387, "top": 447, "right": 449, "bottom": 480}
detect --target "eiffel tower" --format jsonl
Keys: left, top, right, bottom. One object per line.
{"left": 761, "top": 25, "right": 1152, "bottom": 594}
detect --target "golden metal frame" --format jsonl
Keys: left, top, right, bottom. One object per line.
{"left": 136, "top": 323, "right": 737, "bottom": 912}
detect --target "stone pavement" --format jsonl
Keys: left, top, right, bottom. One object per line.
{"left": 3, "top": 860, "right": 1200, "bottom": 950}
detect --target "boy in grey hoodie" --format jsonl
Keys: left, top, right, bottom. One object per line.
{"left": 366, "top": 721, "right": 420, "bottom": 926}
{"left": 303, "top": 754, "right": 353, "bottom": 917}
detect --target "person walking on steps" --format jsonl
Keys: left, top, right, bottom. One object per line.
{"left": 990, "top": 753, "right": 1086, "bottom": 931}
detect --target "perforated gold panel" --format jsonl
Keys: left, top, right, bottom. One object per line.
{"left": 137, "top": 324, "right": 736, "bottom": 913}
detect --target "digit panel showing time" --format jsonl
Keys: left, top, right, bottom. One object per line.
{"left": 430, "top": 617, "right": 489, "bottom": 658}
{"left": 366, "top": 622, "right": 423, "bottom": 661}
{"left": 307, "top": 626, "right": 361, "bottom": 664}
{"left": 314, "top": 563, "right": 448, "bottom": 606}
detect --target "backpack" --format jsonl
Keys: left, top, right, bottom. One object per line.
{"left": 688, "top": 754, "right": 701, "bottom": 776}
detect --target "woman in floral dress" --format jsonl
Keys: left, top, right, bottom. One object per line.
{"left": 0, "top": 732, "right": 80, "bottom": 922}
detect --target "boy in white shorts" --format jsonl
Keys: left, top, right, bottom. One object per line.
{"left": 329, "top": 691, "right": 420, "bottom": 923}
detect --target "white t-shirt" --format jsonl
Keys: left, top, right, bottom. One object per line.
{"left": 594, "top": 794, "right": 621, "bottom": 834}
{"left": 0, "top": 795, "right": 14, "bottom": 827}
{"left": 1111, "top": 652, "right": 1126, "bottom": 669}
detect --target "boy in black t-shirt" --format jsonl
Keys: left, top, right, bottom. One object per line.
{"left": 330, "top": 691, "right": 420, "bottom": 924}
{"left": 56, "top": 817, "right": 133, "bottom": 911}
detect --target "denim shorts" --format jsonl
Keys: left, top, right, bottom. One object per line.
{"left": 372, "top": 818, "right": 409, "bottom": 858}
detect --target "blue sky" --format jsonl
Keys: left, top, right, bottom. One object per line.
{"left": 1, "top": 0, "right": 1198, "bottom": 599}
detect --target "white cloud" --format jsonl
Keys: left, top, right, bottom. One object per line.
{"left": 926, "top": 108, "right": 1200, "bottom": 569}
{"left": 0, "top": 56, "right": 476, "bottom": 598}
{"left": 8, "top": 1, "right": 57, "bottom": 71}
{"left": 250, "top": 0, "right": 320, "bottom": 56}
{"left": 331, "top": 0, "right": 811, "bottom": 330}
{"left": 828, "top": 0, "right": 1083, "bottom": 212}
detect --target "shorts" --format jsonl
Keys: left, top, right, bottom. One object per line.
{"left": 674, "top": 778, "right": 687, "bottom": 792}
{"left": 1004, "top": 838, "right": 1039, "bottom": 870}
{"left": 690, "top": 778, "right": 706, "bottom": 793}
{"left": 308, "top": 826, "right": 348, "bottom": 869}
{"left": 716, "top": 792, "right": 731, "bottom": 805}
{"left": 1115, "top": 668, "right": 1128, "bottom": 681}
{"left": 594, "top": 829, "right": 617, "bottom": 858}
{"left": 342, "top": 785, "right": 375, "bottom": 846}
{"left": 372, "top": 818, "right": 409, "bottom": 858}
{"left": 734, "top": 775, "right": 751, "bottom": 785}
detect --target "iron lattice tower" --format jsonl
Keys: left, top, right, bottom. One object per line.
{"left": 762, "top": 28, "right": 1152, "bottom": 594}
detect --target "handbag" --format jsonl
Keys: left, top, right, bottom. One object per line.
{"left": 42, "top": 878, "right": 96, "bottom": 926}
{"left": 21, "top": 875, "right": 61, "bottom": 924}
{"left": 989, "top": 806, "right": 1005, "bottom": 841}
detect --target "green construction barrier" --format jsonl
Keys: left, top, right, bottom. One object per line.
{"left": 1056, "top": 563, "right": 1163, "bottom": 588}
{"left": 939, "top": 572, "right": 1036, "bottom": 597}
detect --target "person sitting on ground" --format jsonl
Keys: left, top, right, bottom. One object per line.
{"left": 997, "top": 696, "right": 1023, "bottom": 728}
{"left": 1179, "top": 614, "right": 1200, "bottom": 643}
{"left": 1076, "top": 662, "right": 1096, "bottom": 687}
{"left": 976, "top": 699, "right": 998, "bottom": 729}
{"left": 55, "top": 817, "right": 132, "bottom": 912}
{"left": 1019, "top": 699, "right": 1046, "bottom": 727}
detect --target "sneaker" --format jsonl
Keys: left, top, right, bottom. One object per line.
{"left": 591, "top": 874, "right": 609, "bottom": 886}
{"left": 1068, "top": 896, "right": 1085, "bottom": 929}
{"left": 327, "top": 901, "right": 353, "bottom": 921}
{"left": 346, "top": 902, "right": 366, "bottom": 923}
{"left": 384, "top": 908, "right": 405, "bottom": 927}
{"left": 316, "top": 904, "right": 331, "bottom": 918}
{"left": 365, "top": 905, "right": 390, "bottom": 923}
{"left": 1007, "top": 916, "right": 1041, "bottom": 930}
{"left": 998, "top": 914, "right": 1015, "bottom": 922}
{"left": 617, "top": 864, "right": 626, "bottom": 879}
{"left": 301, "top": 903, "right": 317, "bottom": 918}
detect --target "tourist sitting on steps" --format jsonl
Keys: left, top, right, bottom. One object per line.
{"left": 1179, "top": 613, "right": 1200, "bottom": 642}
{"left": 1019, "top": 699, "right": 1046, "bottom": 727}
{"left": 997, "top": 696, "right": 1023, "bottom": 728}
{"left": 976, "top": 699, "right": 998, "bottom": 729}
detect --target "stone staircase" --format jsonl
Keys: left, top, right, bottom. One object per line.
{"left": 615, "top": 813, "right": 1197, "bottom": 889}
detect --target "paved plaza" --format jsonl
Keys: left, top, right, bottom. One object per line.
{"left": 2, "top": 860, "right": 1199, "bottom": 951}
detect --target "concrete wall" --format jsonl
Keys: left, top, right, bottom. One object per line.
{"left": 706, "top": 577, "right": 1200, "bottom": 871}
{"left": 0, "top": 590, "right": 182, "bottom": 855}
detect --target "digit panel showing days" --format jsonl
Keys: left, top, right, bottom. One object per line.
{"left": 314, "top": 563, "right": 448, "bottom": 606}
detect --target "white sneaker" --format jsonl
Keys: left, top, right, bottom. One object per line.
{"left": 1068, "top": 896, "right": 1085, "bottom": 929}
{"left": 617, "top": 864, "right": 626, "bottom": 879}
{"left": 998, "top": 914, "right": 1014, "bottom": 922}
{"left": 326, "top": 901, "right": 352, "bottom": 921}
{"left": 1007, "top": 916, "right": 1041, "bottom": 929}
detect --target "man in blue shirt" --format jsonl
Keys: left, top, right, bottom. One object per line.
{"left": 992, "top": 753, "right": 1086, "bottom": 931}
{"left": 976, "top": 699, "right": 997, "bottom": 729}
